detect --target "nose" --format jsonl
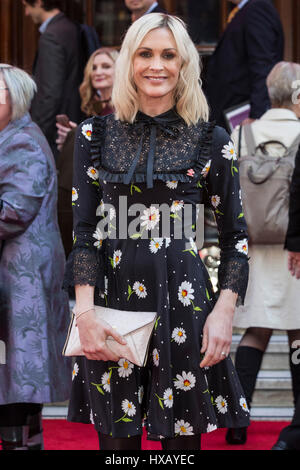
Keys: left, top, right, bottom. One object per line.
{"left": 149, "top": 56, "right": 164, "bottom": 72}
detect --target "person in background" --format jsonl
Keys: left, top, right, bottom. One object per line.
{"left": 125, "top": 0, "right": 167, "bottom": 22}
{"left": 0, "top": 64, "right": 71, "bottom": 451}
{"left": 204, "top": 0, "right": 284, "bottom": 130}
{"left": 22, "top": 0, "right": 83, "bottom": 159}
{"left": 226, "top": 61, "right": 300, "bottom": 445}
{"left": 55, "top": 47, "right": 119, "bottom": 257}
{"left": 271, "top": 146, "right": 300, "bottom": 450}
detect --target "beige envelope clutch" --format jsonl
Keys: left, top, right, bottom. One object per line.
{"left": 63, "top": 305, "right": 157, "bottom": 367}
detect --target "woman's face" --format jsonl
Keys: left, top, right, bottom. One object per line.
{"left": 91, "top": 53, "right": 115, "bottom": 93}
{"left": 0, "top": 74, "right": 12, "bottom": 132}
{"left": 133, "top": 28, "right": 182, "bottom": 106}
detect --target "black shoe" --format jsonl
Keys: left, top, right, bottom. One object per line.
{"left": 271, "top": 440, "right": 295, "bottom": 450}
{"left": 226, "top": 427, "right": 247, "bottom": 445}
{"left": 27, "top": 412, "right": 44, "bottom": 451}
{"left": 0, "top": 426, "right": 29, "bottom": 450}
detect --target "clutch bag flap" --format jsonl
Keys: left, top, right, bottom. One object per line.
{"left": 63, "top": 306, "right": 157, "bottom": 367}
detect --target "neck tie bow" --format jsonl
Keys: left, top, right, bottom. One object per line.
{"left": 123, "top": 109, "right": 183, "bottom": 189}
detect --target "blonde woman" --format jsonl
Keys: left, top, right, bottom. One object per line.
{"left": 64, "top": 14, "right": 250, "bottom": 450}
{"left": 56, "top": 47, "right": 118, "bottom": 150}
{"left": 56, "top": 47, "right": 118, "bottom": 257}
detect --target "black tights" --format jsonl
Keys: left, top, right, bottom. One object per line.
{"left": 98, "top": 433, "right": 201, "bottom": 450}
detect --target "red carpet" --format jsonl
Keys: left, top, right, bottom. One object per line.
{"left": 42, "top": 420, "right": 289, "bottom": 450}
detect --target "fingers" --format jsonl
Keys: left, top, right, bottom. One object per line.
{"left": 56, "top": 122, "right": 71, "bottom": 133}
{"left": 107, "top": 327, "right": 127, "bottom": 346}
{"left": 69, "top": 121, "right": 78, "bottom": 128}
{"left": 200, "top": 335, "right": 231, "bottom": 368}
{"left": 83, "top": 346, "right": 119, "bottom": 363}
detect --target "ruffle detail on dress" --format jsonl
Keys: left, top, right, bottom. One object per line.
{"left": 97, "top": 168, "right": 193, "bottom": 184}
{"left": 193, "top": 121, "right": 216, "bottom": 179}
{"left": 63, "top": 245, "right": 105, "bottom": 294}
{"left": 90, "top": 115, "right": 107, "bottom": 171}
{"left": 217, "top": 254, "right": 249, "bottom": 306}
{"left": 90, "top": 114, "right": 216, "bottom": 186}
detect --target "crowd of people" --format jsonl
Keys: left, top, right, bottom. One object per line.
{"left": 0, "top": 0, "right": 299, "bottom": 452}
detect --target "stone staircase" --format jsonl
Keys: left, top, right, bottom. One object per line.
{"left": 231, "top": 330, "right": 294, "bottom": 420}
{"left": 43, "top": 328, "right": 295, "bottom": 421}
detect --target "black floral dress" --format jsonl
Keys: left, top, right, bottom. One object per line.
{"left": 64, "top": 108, "right": 250, "bottom": 440}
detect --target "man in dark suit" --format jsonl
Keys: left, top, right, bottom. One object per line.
{"left": 22, "top": 0, "right": 82, "bottom": 159}
{"left": 272, "top": 147, "right": 300, "bottom": 450}
{"left": 125, "top": 0, "right": 167, "bottom": 22}
{"left": 204, "top": 0, "right": 284, "bottom": 130}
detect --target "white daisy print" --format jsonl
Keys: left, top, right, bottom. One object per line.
{"left": 165, "top": 237, "right": 171, "bottom": 248}
{"left": 101, "top": 371, "right": 111, "bottom": 393}
{"left": 240, "top": 397, "right": 249, "bottom": 413}
{"left": 82, "top": 123, "right": 93, "bottom": 141}
{"left": 171, "top": 327, "right": 187, "bottom": 345}
{"left": 211, "top": 195, "right": 221, "bottom": 208}
{"left": 140, "top": 206, "right": 160, "bottom": 230}
{"left": 178, "top": 281, "right": 195, "bottom": 307}
{"left": 133, "top": 281, "right": 147, "bottom": 298}
{"left": 87, "top": 166, "right": 98, "bottom": 181}
{"left": 215, "top": 395, "right": 228, "bottom": 414}
{"left": 163, "top": 388, "right": 174, "bottom": 408}
{"left": 118, "top": 358, "right": 134, "bottom": 378}
{"left": 221, "top": 141, "right": 237, "bottom": 161}
{"left": 175, "top": 420, "right": 194, "bottom": 436}
{"left": 166, "top": 181, "right": 178, "bottom": 189}
{"left": 90, "top": 410, "right": 94, "bottom": 425}
{"left": 235, "top": 238, "right": 248, "bottom": 255}
{"left": 93, "top": 227, "right": 103, "bottom": 249}
{"left": 72, "top": 187, "right": 78, "bottom": 202}
{"left": 138, "top": 385, "right": 144, "bottom": 405}
{"left": 149, "top": 238, "right": 164, "bottom": 254}
{"left": 171, "top": 200, "right": 184, "bottom": 213}
{"left": 113, "top": 250, "right": 122, "bottom": 268}
{"left": 121, "top": 399, "right": 136, "bottom": 417}
{"left": 174, "top": 371, "right": 196, "bottom": 391}
{"left": 72, "top": 363, "right": 79, "bottom": 381}
{"left": 201, "top": 160, "right": 211, "bottom": 178}
{"left": 207, "top": 423, "right": 217, "bottom": 433}
{"left": 152, "top": 348, "right": 159, "bottom": 367}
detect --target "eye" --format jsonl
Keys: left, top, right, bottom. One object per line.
{"left": 139, "top": 51, "right": 152, "bottom": 58}
{"left": 163, "top": 53, "right": 176, "bottom": 60}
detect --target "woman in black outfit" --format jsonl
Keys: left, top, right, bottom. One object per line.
{"left": 64, "top": 13, "right": 250, "bottom": 450}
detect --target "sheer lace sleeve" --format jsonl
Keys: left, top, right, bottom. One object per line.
{"left": 63, "top": 117, "right": 105, "bottom": 293}
{"left": 205, "top": 126, "right": 249, "bottom": 305}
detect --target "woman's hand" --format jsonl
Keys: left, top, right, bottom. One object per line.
{"left": 199, "top": 290, "right": 236, "bottom": 368}
{"left": 56, "top": 121, "right": 77, "bottom": 151}
{"left": 76, "top": 308, "right": 127, "bottom": 362}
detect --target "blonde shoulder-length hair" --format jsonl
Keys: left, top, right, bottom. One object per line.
{"left": 80, "top": 47, "right": 119, "bottom": 116}
{"left": 112, "top": 13, "right": 209, "bottom": 126}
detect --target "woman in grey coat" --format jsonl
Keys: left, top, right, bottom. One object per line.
{"left": 0, "top": 65, "right": 71, "bottom": 450}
